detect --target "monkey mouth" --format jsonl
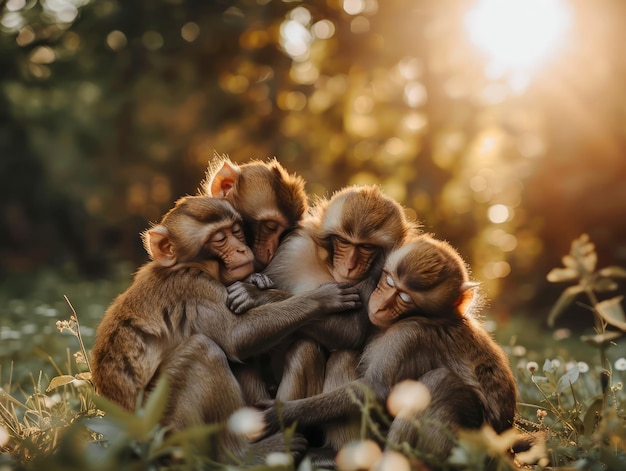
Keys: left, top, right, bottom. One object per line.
{"left": 368, "top": 310, "right": 392, "bottom": 328}
{"left": 228, "top": 261, "right": 255, "bottom": 278}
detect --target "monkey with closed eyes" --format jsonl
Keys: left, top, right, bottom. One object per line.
{"left": 90, "top": 195, "right": 361, "bottom": 464}
{"left": 227, "top": 185, "right": 419, "bottom": 457}
{"left": 258, "top": 234, "right": 517, "bottom": 465}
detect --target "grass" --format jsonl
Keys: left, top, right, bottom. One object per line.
{"left": 1, "top": 235, "right": 626, "bottom": 470}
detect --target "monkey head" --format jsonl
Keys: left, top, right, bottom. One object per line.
{"left": 314, "top": 185, "right": 414, "bottom": 285}
{"left": 143, "top": 196, "right": 255, "bottom": 285}
{"left": 368, "top": 235, "right": 479, "bottom": 328}
{"left": 204, "top": 156, "right": 308, "bottom": 269}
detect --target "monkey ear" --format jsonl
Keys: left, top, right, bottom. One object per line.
{"left": 145, "top": 226, "right": 177, "bottom": 267}
{"left": 461, "top": 281, "right": 480, "bottom": 292}
{"left": 209, "top": 160, "right": 240, "bottom": 197}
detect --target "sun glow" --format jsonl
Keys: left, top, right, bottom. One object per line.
{"left": 465, "top": 0, "right": 571, "bottom": 73}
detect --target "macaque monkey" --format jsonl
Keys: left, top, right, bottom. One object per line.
{"left": 259, "top": 234, "right": 517, "bottom": 465}
{"left": 90, "top": 196, "right": 360, "bottom": 463}
{"left": 227, "top": 185, "right": 418, "bottom": 453}
{"left": 203, "top": 156, "right": 308, "bottom": 269}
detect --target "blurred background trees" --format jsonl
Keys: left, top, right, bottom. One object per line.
{"left": 1, "top": 0, "right": 625, "bottom": 324}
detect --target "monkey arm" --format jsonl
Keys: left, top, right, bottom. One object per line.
{"left": 297, "top": 308, "right": 369, "bottom": 350}
{"left": 226, "top": 282, "right": 292, "bottom": 314}
{"left": 298, "top": 276, "right": 376, "bottom": 349}
{"left": 226, "top": 282, "right": 361, "bottom": 361}
{"left": 262, "top": 380, "right": 364, "bottom": 437}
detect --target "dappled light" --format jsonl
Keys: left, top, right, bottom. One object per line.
{"left": 465, "top": 0, "right": 571, "bottom": 75}
{"left": 1, "top": 1, "right": 626, "bottom": 466}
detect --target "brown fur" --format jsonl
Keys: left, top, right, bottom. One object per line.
{"left": 90, "top": 195, "right": 359, "bottom": 462}
{"left": 203, "top": 156, "right": 308, "bottom": 268}
{"left": 260, "top": 234, "right": 517, "bottom": 464}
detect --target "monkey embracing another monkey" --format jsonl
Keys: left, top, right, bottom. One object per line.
{"left": 227, "top": 185, "right": 419, "bottom": 462}
{"left": 90, "top": 195, "right": 361, "bottom": 464}
{"left": 258, "top": 234, "right": 518, "bottom": 466}
{"left": 203, "top": 156, "right": 308, "bottom": 270}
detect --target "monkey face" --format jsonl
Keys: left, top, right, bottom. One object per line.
{"left": 331, "top": 236, "right": 379, "bottom": 284}
{"left": 247, "top": 212, "right": 290, "bottom": 269}
{"left": 207, "top": 221, "right": 255, "bottom": 285}
{"left": 368, "top": 270, "right": 416, "bottom": 328}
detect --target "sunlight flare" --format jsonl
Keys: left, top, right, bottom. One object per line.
{"left": 465, "top": 0, "right": 571, "bottom": 72}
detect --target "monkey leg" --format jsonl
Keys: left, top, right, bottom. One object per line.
{"left": 232, "top": 361, "right": 273, "bottom": 405}
{"left": 321, "top": 350, "right": 362, "bottom": 452}
{"left": 276, "top": 338, "right": 327, "bottom": 401}
{"left": 386, "top": 367, "right": 484, "bottom": 463}
{"left": 161, "top": 334, "right": 246, "bottom": 430}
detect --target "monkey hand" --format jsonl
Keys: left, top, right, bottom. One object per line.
{"left": 245, "top": 272, "right": 274, "bottom": 289}
{"left": 255, "top": 399, "right": 283, "bottom": 439}
{"left": 227, "top": 281, "right": 263, "bottom": 314}
{"left": 312, "top": 282, "right": 362, "bottom": 314}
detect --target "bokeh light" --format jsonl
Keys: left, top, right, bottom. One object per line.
{"left": 465, "top": 0, "right": 571, "bottom": 73}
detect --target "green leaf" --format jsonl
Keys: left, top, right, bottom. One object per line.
{"left": 592, "top": 278, "right": 618, "bottom": 292}
{"left": 92, "top": 394, "right": 147, "bottom": 437}
{"left": 546, "top": 267, "right": 579, "bottom": 283}
{"left": 46, "top": 375, "right": 77, "bottom": 392}
{"left": 598, "top": 266, "right": 626, "bottom": 279}
{"left": 556, "top": 366, "right": 579, "bottom": 394}
{"left": 547, "top": 284, "right": 584, "bottom": 327}
{"left": 580, "top": 331, "right": 623, "bottom": 346}
{"left": 581, "top": 251, "right": 597, "bottom": 274}
{"left": 595, "top": 296, "right": 626, "bottom": 331}
{"left": 140, "top": 373, "right": 170, "bottom": 434}
{"left": 582, "top": 397, "right": 603, "bottom": 436}
{"left": 562, "top": 255, "right": 578, "bottom": 270}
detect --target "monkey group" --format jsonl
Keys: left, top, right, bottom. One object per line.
{"left": 90, "top": 156, "right": 518, "bottom": 467}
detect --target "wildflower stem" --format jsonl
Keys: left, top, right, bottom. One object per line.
{"left": 530, "top": 375, "right": 576, "bottom": 435}
{"left": 63, "top": 296, "right": 92, "bottom": 374}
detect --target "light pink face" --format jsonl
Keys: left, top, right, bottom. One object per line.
{"left": 331, "top": 236, "right": 379, "bottom": 284}
{"left": 208, "top": 221, "right": 255, "bottom": 285}
{"left": 368, "top": 270, "right": 416, "bottom": 328}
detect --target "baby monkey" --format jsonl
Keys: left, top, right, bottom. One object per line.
{"left": 260, "top": 234, "right": 517, "bottom": 464}
{"left": 90, "top": 196, "right": 360, "bottom": 463}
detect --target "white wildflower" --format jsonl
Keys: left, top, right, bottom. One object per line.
{"left": 386, "top": 380, "right": 431, "bottom": 417}
{"left": 336, "top": 440, "right": 382, "bottom": 471}
{"left": 0, "top": 425, "right": 8, "bottom": 447}
{"left": 512, "top": 345, "right": 527, "bottom": 357}
{"left": 577, "top": 361, "right": 589, "bottom": 373}
{"left": 265, "top": 452, "right": 293, "bottom": 467}
{"left": 615, "top": 358, "right": 626, "bottom": 371}
{"left": 526, "top": 361, "right": 538, "bottom": 373}
{"left": 226, "top": 407, "right": 265, "bottom": 441}
{"left": 372, "top": 450, "right": 411, "bottom": 471}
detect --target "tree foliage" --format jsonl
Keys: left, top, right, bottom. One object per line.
{"left": 1, "top": 0, "right": 625, "bottom": 314}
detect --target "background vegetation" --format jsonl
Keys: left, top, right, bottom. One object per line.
{"left": 1, "top": 0, "right": 626, "bottom": 468}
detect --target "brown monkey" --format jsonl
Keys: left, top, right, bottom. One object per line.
{"left": 228, "top": 184, "right": 417, "bottom": 346}
{"left": 90, "top": 196, "right": 360, "bottom": 462}
{"left": 203, "top": 156, "right": 308, "bottom": 269}
{"left": 259, "top": 234, "right": 517, "bottom": 465}
{"left": 227, "top": 185, "right": 418, "bottom": 454}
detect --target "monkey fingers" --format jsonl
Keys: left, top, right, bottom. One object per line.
{"left": 227, "top": 283, "right": 293, "bottom": 314}
{"left": 245, "top": 272, "right": 274, "bottom": 290}
{"left": 314, "top": 282, "right": 362, "bottom": 312}
{"left": 226, "top": 281, "right": 264, "bottom": 314}
{"left": 254, "top": 399, "right": 283, "bottom": 439}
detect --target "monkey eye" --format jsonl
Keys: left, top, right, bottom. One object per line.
{"left": 261, "top": 220, "right": 279, "bottom": 233}
{"left": 385, "top": 274, "right": 395, "bottom": 287}
{"left": 232, "top": 222, "right": 244, "bottom": 235}
{"left": 398, "top": 291, "right": 412, "bottom": 304}
{"left": 211, "top": 231, "right": 227, "bottom": 244}
{"left": 359, "top": 243, "right": 377, "bottom": 253}
{"left": 334, "top": 236, "right": 350, "bottom": 247}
